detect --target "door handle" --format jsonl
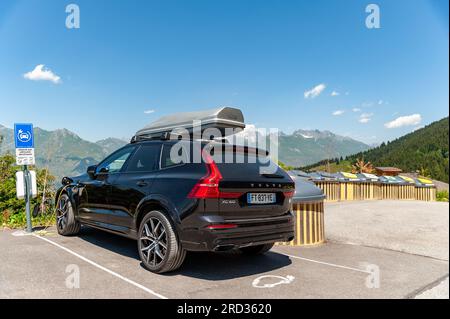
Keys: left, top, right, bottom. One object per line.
{"left": 136, "top": 180, "right": 148, "bottom": 187}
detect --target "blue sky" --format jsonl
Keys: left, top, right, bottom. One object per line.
{"left": 0, "top": 0, "right": 448, "bottom": 144}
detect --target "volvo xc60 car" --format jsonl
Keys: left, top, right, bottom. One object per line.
{"left": 55, "top": 139, "right": 295, "bottom": 273}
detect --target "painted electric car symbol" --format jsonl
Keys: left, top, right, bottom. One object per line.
{"left": 17, "top": 129, "right": 32, "bottom": 143}
{"left": 252, "top": 275, "right": 295, "bottom": 288}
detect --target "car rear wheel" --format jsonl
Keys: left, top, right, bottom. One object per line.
{"left": 56, "top": 194, "right": 81, "bottom": 236}
{"left": 138, "top": 210, "right": 186, "bottom": 274}
{"left": 240, "top": 243, "right": 274, "bottom": 255}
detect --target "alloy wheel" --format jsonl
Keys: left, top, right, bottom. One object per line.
{"left": 56, "top": 196, "right": 69, "bottom": 230}
{"left": 140, "top": 217, "right": 168, "bottom": 267}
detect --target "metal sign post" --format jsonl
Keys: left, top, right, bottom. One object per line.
{"left": 23, "top": 165, "right": 32, "bottom": 232}
{"left": 14, "top": 123, "right": 35, "bottom": 233}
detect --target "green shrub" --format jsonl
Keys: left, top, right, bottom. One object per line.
{"left": 0, "top": 153, "right": 56, "bottom": 228}
{"left": 436, "top": 190, "right": 449, "bottom": 202}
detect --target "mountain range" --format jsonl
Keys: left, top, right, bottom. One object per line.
{"left": 0, "top": 125, "right": 128, "bottom": 181}
{"left": 278, "top": 129, "right": 370, "bottom": 167}
{"left": 302, "top": 117, "right": 449, "bottom": 183}
{"left": 0, "top": 124, "right": 370, "bottom": 181}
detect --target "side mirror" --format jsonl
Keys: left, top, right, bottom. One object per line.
{"left": 61, "top": 176, "right": 74, "bottom": 185}
{"left": 99, "top": 167, "right": 109, "bottom": 174}
{"left": 87, "top": 165, "right": 97, "bottom": 179}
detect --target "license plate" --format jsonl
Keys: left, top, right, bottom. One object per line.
{"left": 247, "top": 193, "right": 276, "bottom": 204}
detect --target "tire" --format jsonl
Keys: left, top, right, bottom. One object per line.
{"left": 137, "top": 210, "right": 186, "bottom": 274}
{"left": 32, "top": 204, "right": 40, "bottom": 218}
{"left": 240, "top": 243, "right": 274, "bottom": 255}
{"left": 56, "top": 193, "right": 81, "bottom": 236}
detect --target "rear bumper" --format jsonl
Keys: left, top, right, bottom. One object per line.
{"left": 180, "top": 212, "right": 295, "bottom": 251}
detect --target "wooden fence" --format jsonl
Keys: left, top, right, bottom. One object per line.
{"left": 313, "top": 181, "right": 436, "bottom": 202}
{"left": 276, "top": 200, "right": 325, "bottom": 246}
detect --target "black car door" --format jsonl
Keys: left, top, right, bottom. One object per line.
{"left": 108, "top": 143, "right": 162, "bottom": 234}
{"left": 77, "top": 145, "right": 136, "bottom": 228}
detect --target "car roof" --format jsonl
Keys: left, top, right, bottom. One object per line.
{"left": 130, "top": 139, "right": 269, "bottom": 155}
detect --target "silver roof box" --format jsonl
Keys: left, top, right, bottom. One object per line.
{"left": 133, "top": 107, "right": 245, "bottom": 141}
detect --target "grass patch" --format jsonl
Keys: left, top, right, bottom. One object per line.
{"left": 436, "top": 190, "right": 449, "bottom": 202}
{"left": 307, "top": 160, "right": 353, "bottom": 173}
{"left": 1, "top": 209, "right": 56, "bottom": 229}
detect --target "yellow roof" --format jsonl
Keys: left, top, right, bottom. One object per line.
{"left": 399, "top": 175, "right": 415, "bottom": 183}
{"left": 417, "top": 177, "right": 433, "bottom": 185}
{"left": 341, "top": 172, "right": 358, "bottom": 179}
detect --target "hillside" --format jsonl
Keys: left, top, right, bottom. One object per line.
{"left": 278, "top": 129, "right": 370, "bottom": 167}
{"left": 96, "top": 137, "right": 130, "bottom": 155}
{"left": 303, "top": 117, "right": 449, "bottom": 183}
{"left": 0, "top": 125, "right": 127, "bottom": 181}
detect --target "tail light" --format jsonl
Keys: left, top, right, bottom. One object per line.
{"left": 283, "top": 190, "right": 295, "bottom": 198}
{"left": 188, "top": 150, "right": 243, "bottom": 199}
{"left": 206, "top": 223, "right": 238, "bottom": 230}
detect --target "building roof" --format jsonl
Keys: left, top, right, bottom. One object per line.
{"left": 340, "top": 172, "right": 359, "bottom": 179}
{"left": 375, "top": 167, "right": 403, "bottom": 172}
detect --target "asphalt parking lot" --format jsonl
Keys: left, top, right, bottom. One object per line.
{"left": 1, "top": 201, "right": 448, "bottom": 299}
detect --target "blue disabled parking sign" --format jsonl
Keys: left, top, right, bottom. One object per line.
{"left": 14, "top": 123, "right": 35, "bottom": 232}
{"left": 14, "top": 123, "right": 35, "bottom": 165}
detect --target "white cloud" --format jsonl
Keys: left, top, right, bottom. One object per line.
{"left": 332, "top": 110, "right": 345, "bottom": 116}
{"left": 23, "top": 64, "right": 61, "bottom": 84}
{"left": 359, "top": 112, "right": 373, "bottom": 124}
{"left": 352, "top": 107, "right": 361, "bottom": 112}
{"left": 384, "top": 114, "right": 422, "bottom": 129}
{"left": 144, "top": 109, "right": 155, "bottom": 114}
{"left": 378, "top": 100, "right": 383, "bottom": 105}
{"left": 359, "top": 117, "right": 371, "bottom": 123}
{"left": 304, "top": 83, "right": 326, "bottom": 99}
{"left": 331, "top": 91, "right": 340, "bottom": 96}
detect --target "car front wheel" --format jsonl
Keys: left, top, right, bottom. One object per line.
{"left": 56, "top": 193, "right": 81, "bottom": 236}
{"left": 138, "top": 210, "right": 186, "bottom": 274}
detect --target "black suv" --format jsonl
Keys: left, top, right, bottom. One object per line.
{"left": 56, "top": 139, "right": 295, "bottom": 273}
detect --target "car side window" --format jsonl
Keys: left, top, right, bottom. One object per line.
{"left": 125, "top": 144, "right": 161, "bottom": 172}
{"left": 161, "top": 143, "right": 188, "bottom": 169}
{"left": 97, "top": 146, "right": 135, "bottom": 174}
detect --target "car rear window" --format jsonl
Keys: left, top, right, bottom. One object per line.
{"left": 209, "top": 146, "right": 281, "bottom": 177}
{"left": 125, "top": 144, "right": 161, "bottom": 172}
{"left": 161, "top": 143, "right": 189, "bottom": 168}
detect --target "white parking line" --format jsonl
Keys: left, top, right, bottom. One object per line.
{"left": 281, "top": 252, "right": 371, "bottom": 274}
{"left": 32, "top": 234, "right": 168, "bottom": 299}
